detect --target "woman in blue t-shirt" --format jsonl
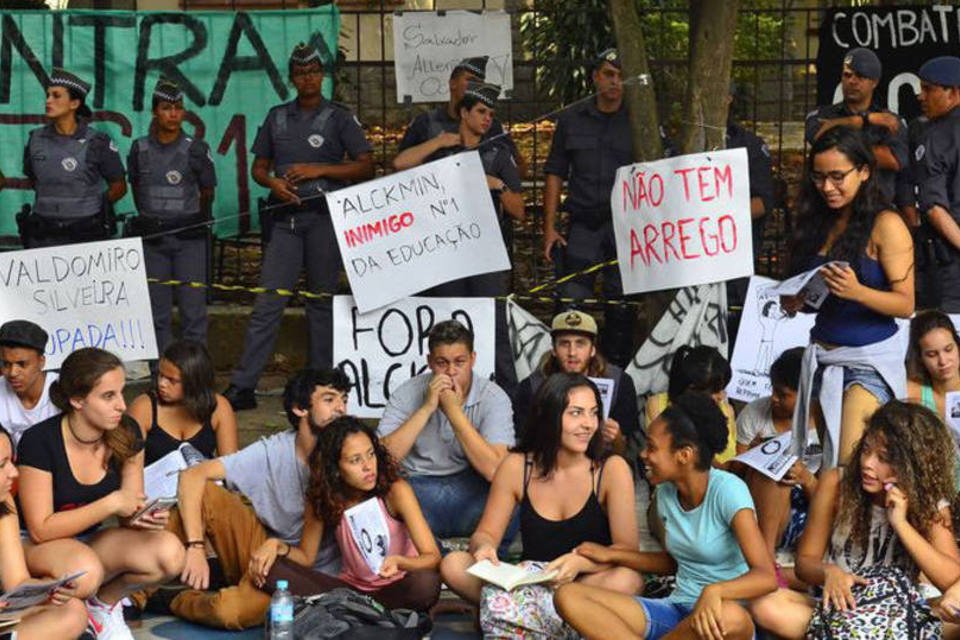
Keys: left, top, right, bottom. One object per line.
{"left": 555, "top": 392, "right": 776, "bottom": 640}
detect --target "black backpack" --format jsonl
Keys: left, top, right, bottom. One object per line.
{"left": 288, "top": 588, "right": 432, "bottom": 639}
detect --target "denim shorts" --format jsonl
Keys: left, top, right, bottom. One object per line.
{"left": 811, "top": 365, "right": 893, "bottom": 404}
{"left": 636, "top": 598, "right": 692, "bottom": 639}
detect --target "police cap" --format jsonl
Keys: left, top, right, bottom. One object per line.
{"left": 153, "top": 77, "right": 183, "bottom": 104}
{"left": 918, "top": 56, "right": 960, "bottom": 88}
{"left": 463, "top": 81, "right": 500, "bottom": 108}
{"left": 453, "top": 56, "right": 489, "bottom": 81}
{"left": 47, "top": 68, "right": 91, "bottom": 98}
{"left": 842, "top": 48, "right": 882, "bottom": 80}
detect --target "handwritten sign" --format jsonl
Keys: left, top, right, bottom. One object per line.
{"left": 333, "top": 295, "right": 494, "bottom": 418}
{"left": 505, "top": 298, "right": 552, "bottom": 383}
{"left": 327, "top": 151, "right": 510, "bottom": 313}
{"left": 344, "top": 498, "right": 390, "bottom": 575}
{"left": 611, "top": 149, "right": 753, "bottom": 295}
{"left": 0, "top": 238, "right": 157, "bottom": 368}
{"left": 392, "top": 11, "right": 513, "bottom": 103}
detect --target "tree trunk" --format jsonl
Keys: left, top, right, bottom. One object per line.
{"left": 679, "top": 0, "right": 741, "bottom": 154}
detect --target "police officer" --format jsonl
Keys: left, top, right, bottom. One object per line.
{"left": 21, "top": 68, "right": 126, "bottom": 248}
{"left": 128, "top": 78, "right": 216, "bottom": 352}
{"left": 393, "top": 81, "right": 524, "bottom": 390}
{"left": 914, "top": 56, "right": 960, "bottom": 311}
{"left": 805, "top": 47, "right": 908, "bottom": 203}
{"left": 395, "top": 56, "right": 521, "bottom": 172}
{"left": 224, "top": 43, "right": 374, "bottom": 410}
{"left": 542, "top": 48, "right": 636, "bottom": 367}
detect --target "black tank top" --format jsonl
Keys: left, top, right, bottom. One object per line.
{"left": 519, "top": 456, "right": 612, "bottom": 562}
{"left": 144, "top": 392, "right": 216, "bottom": 465}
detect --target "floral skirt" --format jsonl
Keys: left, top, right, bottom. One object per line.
{"left": 479, "top": 561, "right": 579, "bottom": 639}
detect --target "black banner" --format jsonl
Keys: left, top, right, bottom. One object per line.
{"left": 816, "top": 5, "right": 960, "bottom": 119}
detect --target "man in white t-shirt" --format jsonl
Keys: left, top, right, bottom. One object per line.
{"left": 0, "top": 320, "right": 57, "bottom": 447}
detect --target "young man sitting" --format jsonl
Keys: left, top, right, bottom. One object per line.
{"left": 0, "top": 320, "right": 58, "bottom": 447}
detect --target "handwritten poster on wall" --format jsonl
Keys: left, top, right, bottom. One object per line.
{"left": 333, "top": 295, "right": 494, "bottom": 418}
{"left": 392, "top": 10, "right": 513, "bottom": 103}
{"left": 0, "top": 238, "right": 157, "bottom": 367}
{"left": 612, "top": 149, "right": 753, "bottom": 295}
{"left": 326, "top": 151, "right": 510, "bottom": 313}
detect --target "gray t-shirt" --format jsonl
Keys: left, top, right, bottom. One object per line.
{"left": 378, "top": 372, "right": 514, "bottom": 476}
{"left": 220, "top": 431, "right": 339, "bottom": 572}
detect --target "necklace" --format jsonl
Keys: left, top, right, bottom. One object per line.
{"left": 66, "top": 415, "right": 104, "bottom": 446}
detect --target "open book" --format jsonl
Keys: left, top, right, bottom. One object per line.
{"left": 766, "top": 261, "right": 848, "bottom": 310}
{"left": 467, "top": 560, "right": 557, "bottom": 591}
{"left": 0, "top": 571, "right": 86, "bottom": 619}
{"left": 143, "top": 442, "right": 206, "bottom": 501}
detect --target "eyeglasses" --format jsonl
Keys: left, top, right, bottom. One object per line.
{"left": 809, "top": 166, "right": 859, "bottom": 186}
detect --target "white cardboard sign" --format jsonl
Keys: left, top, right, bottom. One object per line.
{"left": 326, "top": 151, "right": 510, "bottom": 313}
{"left": 611, "top": 148, "right": 753, "bottom": 295}
{"left": 0, "top": 238, "right": 157, "bottom": 368}
{"left": 344, "top": 497, "right": 391, "bottom": 575}
{"left": 392, "top": 11, "right": 513, "bottom": 104}
{"left": 333, "top": 295, "right": 494, "bottom": 418}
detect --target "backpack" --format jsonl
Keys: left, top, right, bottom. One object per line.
{"left": 805, "top": 565, "right": 941, "bottom": 639}
{"left": 289, "top": 588, "right": 432, "bottom": 639}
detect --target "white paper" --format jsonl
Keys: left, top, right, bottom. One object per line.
{"left": 589, "top": 377, "right": 615, "bottom": 422}
{"left": 611, "top": 149, "right": 753, "bottom": 295}
{"left": 0, "top": 571, "right": 86, "bottom": 616}
{"left": 946, "top": 391, "right": 960, "bottom": 441}
{"left": 327, "top": 152, "right": 510, "bottom": 313}
{"left": 392, "top": 11, "right": 513, "bottom": 104}
{"left": 345, "top": 497, "right": 391, "bottom": 575}
{"left": 765, "top": 261, "right": 848, "bottom": 310}
{"left": 733, "top": 431, "right": 798, "bottom": 482}
{"left": 0, "top": 238, "right": 157, "bottom": 367}
{"left": 143, "top": 442, "right": 206, "bottom": 501}
{"left": 466, "top": 560, "right": 556, "bottom": 591}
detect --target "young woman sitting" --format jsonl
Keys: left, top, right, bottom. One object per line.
{"left": 247, "top": 416, "right": 441, "bottom": 612}
{"left": 907, "top": 310, "right": 960, "bottom": 419}
{"left": 441, "top": 373, "right": 640, "bottom": 638}
{"left": 17, "top": 348, "right": 185, "bottom": 640}
{"left": 750, "top": 401, "right": 960, "bottom": 639}
{"left": 555, "top": 392, "right": 776, "bottom": 640}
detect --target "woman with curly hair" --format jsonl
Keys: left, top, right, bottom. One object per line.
{"left": 784, "top": 127, "right": 914, "bottom": 469}
{"left": 246, "top": 415, "right": 441, "bottom": 611}
{"left": 749, "top": 401, "right": 960, "bottom": 638}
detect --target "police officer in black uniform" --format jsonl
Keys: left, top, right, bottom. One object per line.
{"left": 224, "top": 43, "right": 374, "bottom": 410}
{"left": 914, "top": 56, "right": 960, "bottom": 311}
{"left": 805, "top": 47, "right": 908, "bottom": 203}
{"left": 542, "top": 49, "right": 637, "bottom": 367}
{"left": 21, "top": 68, "right": 126, "bottom": 248}
{"left": 393, "top": 81, "right": 524, "bottom": 390}
{"left": 128, "top": 78, "right": 217, "bottom": 352}
{"left": 395, "top": 56, "right": 520, "bottom": 172}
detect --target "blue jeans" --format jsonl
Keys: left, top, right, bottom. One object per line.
{"left": 407, "top": 468, "right": 519, "bottom": 556}
{"left": 636, "top": 598, "right": 692, "bottom": 640}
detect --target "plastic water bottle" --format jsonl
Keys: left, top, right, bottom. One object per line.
{"left": 267, "top": 579, "right": 294, "bottom": 639}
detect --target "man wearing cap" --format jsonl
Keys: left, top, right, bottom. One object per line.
{"left": 397, "top": 56, "right": 521, "bottom": 171}
{"left": 394, "top": 81, "right": 524, "bottom": 391}
{"left": 542, "top": 48, "right": 638, "bottom": 367}
{"left": 22, "top": 68, "right": 126, "bottom": 248}
{"left": 511, "top": 310, "right": 639, "bottom": 448}
{"left": 0, "top": 320, "right": 57, "bottom": 447}
{"left": 805, "top": 47, "right": 908, "bottom": 201}
{"left": 914, "top": 56, "right": 960, "bottom": 311}
{"left": 128, "top": 78, "right": 217, "bottom": 352}
{"left": 224, "top": 43, "right": 374, "bottom": 410}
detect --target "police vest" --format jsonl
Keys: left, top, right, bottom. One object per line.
{"left": 270, "top": 104, "right": 335, "bottom": 198}
{"left": 27, "top": 126, "right": 102, "bottom": 219}
{"left": 426, "top": 108, "right": 456, "bottom": 139}
{"left": 132, "top": 135, "right": 201, "bottom": 218}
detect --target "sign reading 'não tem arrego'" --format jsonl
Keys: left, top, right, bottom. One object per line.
{"left": 611, "top": 148, "right": 753, "bottom": 295}
{"left": 327, "top": 151, "right": 510, "bottom": 313}
{"left": 0, "top": 238, "right": 157, "bottom": 368}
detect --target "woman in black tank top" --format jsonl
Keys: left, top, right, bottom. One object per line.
{"left": 440, "top": 373, "right": 641, "bottom": 611}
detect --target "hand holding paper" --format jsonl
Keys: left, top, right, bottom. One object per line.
{"left": 466, "top": 560, "right": 557, "bottom": 591}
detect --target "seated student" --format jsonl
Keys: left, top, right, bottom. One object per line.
{"left": 441, "top": 373, "right": 640, "bottom": 637}
{"left": 17, "top": 348, "right": 185, "bottom": 640}
{"left": 906, "top": 310, "right": 960, "bottom": 418}
{"left": 0, "top": 320, "right": 58, "bottom": 447}
{"left": 379, "top": 320, "right": 514, "bottom": 546}
{"left": 512, "top": 310, "right": 639, "bottom": 447}
{"left": 750, "top": 401, "right": 960, "bottom": 639}
{"left": 736, "top": 348, "right": 818, "bottom": 586}
{"left": 172, "top": 368, "right": 349, "bottom": 629}
{"left": 248, "top": 416, "right": 441, "bottom": 611}
{"left": 554, "top": 392, "right": 777, "bottom": 640}
{"left": 128, "top": 340, "right": 238, "bottom": 465}
{"left": 0, "top": 424, "right": 88, "bottom": 639}
{"left": 645, "top": 345, "right": 737, "bottom": 463}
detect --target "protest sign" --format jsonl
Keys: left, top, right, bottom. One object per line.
{"left": 0, "top": 8, "right": 340, "bottom": 237}
{"left": 727, "top": 276, "right": 815, "bottom": 403}
{"left": 612, "top": 149, "right": 753, "bottom": 295}
{"left": 733, "top": 432, "right": 798, "bottom": 482}
{"left": 345, "top": 497, "right": 391, "bottom": 575}
{"left": 589, "top": 377, "right": 615, "bottom": 422}
{"left": 816, "top": 6, "right": 960, "bottom": 119}
{"left": 327, "top": 151, "right": 510, "bottom": 313}
{"left": 332, "top": 295, "right": 494, "bottom": 418}
{"left": 505, "top": 298, "right": 552, "bottom": 382}
{"left": 392, "top": 11, "right": 513, "bottom": 103}
{"left": 0, "top": 238, "right": 157, "bottom": 368}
